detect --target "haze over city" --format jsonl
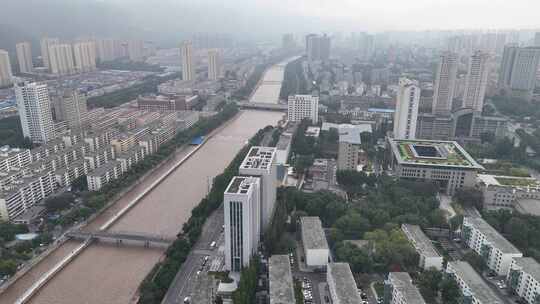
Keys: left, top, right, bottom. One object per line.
{"left": 2, "top": 1, "right": 540, "bottom": 304}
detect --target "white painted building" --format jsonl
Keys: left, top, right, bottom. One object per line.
{"left": 224, "top": 176, "right": 261, "bottom": 272}
{"left": 477, "top": 174, "right": 540, "bottom": 212}
{"left": 181, "top": 41, "right": 195, "bottom": 81}
{"left": 463, "top": 51, "right": 490, "bottom": 112}
{"left": 16, "top": 42, "right": 33, "bottom": 74}
{"left": 208, "top": 49, "right": 221, "bottom": 81}
{"left": 462, "top": 216, "right": 523, "bottom": 276}
{"left": 446, "top": 261, "right": 504, "bottom": 304}
{"left": 393, "top": 78, "right": 420, "bottom": 140}
{"left": 300, "top": 216, "right": 329, "bottom": 267}
{"left": 49, "top": 44, "right": 76, "bottom": 75}
{"left": 507, "top": 257, "right": 540, "bottom": 304}
{"left": 327, "top": 263, "right": 362, "bottom": 304}
{"left": 15, "top": 82, "right": 56, "bottom": 144}
{"left": 239, "top": 146, "right": 277, "bottom": 231}
{"left": 432, "top": 51, "right": 458, "bottom": 116}
{"left": 0, "top": 49, "right": 13, "bottom": 87}
{"left": 287, "top": 95, "right": 319, "bottom": 123}
{"left": 384, "top": 272, "right": 426, "bottom": 304}
{"left": 86, "top": 160, "right": 123, "bottom": 191}
{"left": 401, "top": 224, "right": 443, "bottom": 271}
{"left": 40, "top": 37, "right": 59, "bottom": 70}
{"left": 73, "top": 41, "right": 97, "bottom": 73}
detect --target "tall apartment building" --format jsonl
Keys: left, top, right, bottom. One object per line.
{"left": 0, "top": 50, "right": 13, "bottom": 88}
{"left": 498, "top": 46, "right": 540, "bottom": 101}
{"left": 73, "top": 41, "right": 97, "bottom": 73}
{"left": 306, "top": 34, "right": 331, "bottom": 62}
{"left": 337, "top": 124, "right": 372, "bottom": 170}
{"left": 432, "top": 52, "right": 458, "bottom": 116}
{"left": 393, "top": 78, "right": 420, "bottom": 139}
{"left": 207, "top": 49, "right": 220, "bottom": 80}
{"left": 15, "top": 82, "right": 55, "bottom": 143}
{"left": 535, "top": 32, "right": 540, "bottom": 47}
{"left": 446, "top": 261, "right": 504, "bottom": 304}
{"left": 16, "top": 42, "right": 33, "bottom": 74}
{"left": 463, "top": 51, "right": 490, "bottom": 112}
{"left": 287, "top": 95, "right": 319, "bottom": 123}
{"left": 96, "top": 38, "right": 120, "bottom": 62}
{"left": 224, "top": 176, "right": 261, "bottom": 272}
{"left": 384, "top": 272, "right": 426, "bottom": 304}
{"left": 507, "top": 257, "right": 540, "bottom": 304}
{"left": 127, "top": 40, "right": 144, "bottom": 62}
{"left": 53, "top": 90, "right": 88, "bottom": 129}
{"left": 181, "top": 41, "right": 195, "bottom": 81}
{"left": 49, "top": 44, "right": 76, "bottom": 75}
{"left": 239, "top": 146, "right": 277, "bottom": 231}
{"left": 401, "top": 224, "right": 443, "bottom": 271}
{"left": 282, "top": 33, "right": 295, "bottom": 50}
{"left": 462, "top": 216, "right": 523, "bottom": 276}
{"left": 327, "top": 263, "right": 362, "bottom": 304}
{"left": 40, "top": 37, "right": 59, "bottom": 70}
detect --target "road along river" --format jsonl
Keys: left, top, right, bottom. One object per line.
{"left": 0, "top": 110, "right": 284, "bottom": 304}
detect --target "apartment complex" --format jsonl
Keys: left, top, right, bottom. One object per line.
{"left": 507, "top": 257, "right": 540, "bottom": 304}
{"left": 393, "top": 78, "right": 420, "bottom": 140}
{"left": 387, "top": 138, "right": 483, "bottom": 194}
{"left": 73, "top": 41, "right": 97, "bottom": 73}
{"left": 287, "top": 95, "right": 319, "bottom": 123}
{"left": 16, "top": 82, "right": 56, "bottom": 144}
{"left": 53, "top": 89, "right": 88, "bottom": 129}
{"left": 269, "top": 255, "right": 296, "bottom": 304}
{"left": 446, "top": 261, "right": 504, "bottom": 304}
{"left": 40, "top": 37, "right": 59, "bottom": 70}
{"left": 336, "top": 124, "right": 372, "bottom": 171}
{"left": 305, "top": 34, "right": 331, "bottom": 62}
{"left": 86, "top": 160, "right": 123, "bottom": 191}
{"left": 207, "top": 49, "right": 221, "bottom": 80}
{"left": 498, "top": 45, "right": 540, "bottom": 101}
{"left": 384, "top": 272, "right": 426, "bottom": 304}
{"left": 49, "top": 44, "right": 76, "bottom": 75}
{"left": 463, "top": 51, "right": 490, "bottom": 112}
{"left": 224, "top": 176, "right": 261, "bottom": 272}
{"left": 239, "top": 146, "right": 277, "bottom": 230}
{"left": 401, "top": 224, "right": 443, "bottom": 271}
{"left": 300, "top": 216, "right": 329, "bottom": 267}
{"left": 462, "top": 216, "right": 523, "bottom": 276}
{"left": 327, "top": 263, "right": 362, "bottom": 304}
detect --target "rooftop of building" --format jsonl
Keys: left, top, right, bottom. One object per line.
{"left": 388, "top": 138, "right": 484, "bottom": 169}
{"left": 515, "top": 199, "right": 540, "bottom": 216}
{"left": 478, "top": 174, "right": 540, "bottom": 188}
{"left": 87, "top": 161, "right": 121, "bottom": 177}
{"left": 240, "top": 146, "right": 276, "bottom": 171}
{"left": 401, "top": 224, "right": 440, "bottom": 258}
{"left": 225, "top": 176, "right": 259, "bottom": 195}
{"left": 0, "top": 145, "right": 30, "bottom": 159}
{"left": 447, "top": 261, "right": 504, "bottom": 304}
{"left": 327, "top": 263, "right": 362, "bottom": 304}
{"left": 512, "top": 257, "right": 540, "bottom": 283}
{"left": 388, "top": 272, "right": 426, "bottom": 304}
{"left": 464, "top": 217, "right": 522, "bottom": 254}
{"left": 300, "top": 216, "right": 328, "bottom": 250}
{"left": 269, "top": 255, "right": 295, "bottom": 304}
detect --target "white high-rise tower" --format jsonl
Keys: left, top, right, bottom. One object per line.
{"left": 15, "top": 82, "right": 55, "bottom": 143}
{"left": 49, "top": 44, "right": 76, "bottom": 75}
{"left": 16, "top": 42, "right": 33, "bottom": 74}
{"left": 207, "top": 49, "right": 220, "bottom": 80}
{"left": 73, "top": 41, "right": 97, "bottom": 73}
{"left": 463, "top": 51, "right": 490, "bottom": 112}
{"left": 181, "top": 41, "right": 195, "bottom": 81}
{"left": 432, "top": 52, "right": 458, "bottom": 116}
{"left": 40, "top": 37, "right": 59, "bottom": 70}
{"left": 393, "top": 78, "right": 420, "bottom": 139}
{"left": 0, "top": 50, "right": 13, "bottom": 87}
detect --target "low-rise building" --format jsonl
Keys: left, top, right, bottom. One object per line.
{"left": 327, "top": 263, "right": 362, "bottom": 304}
{"left": 446, "top": 261, "right": 504, "bottom": 304}
{"left": 462, "top": 216, "right": 523, "bottom": 276}
{"left": 384, "top": 272, "right": 426, "bottom": 304}
{"left": 176, "top": 111, "right": 200, "bottom": 131}
{"left": 116, "top": 146, "right": 146, "bottom": 172}
{"left": 0, "top": 146, "right": 32, "bottom": 172}
{"left": 387, "top": 138, "right": 484, "bottom": 195}
{"left": 54, "top": 159, "right": 88, "bottom": 188}
{"left": 507, "top": 257, "right": 540, "bottom": 304}
{"left": 477, "top": 174, "right": 540, "bottom": 212}
{"left": 269, "top": 255, "right": 295, "bottom": 304}
{"left": 300, "top": 216, "right": 329, "bottom": 267}
{"left": 401, "top": 224, "right": 443, "bottom": 271}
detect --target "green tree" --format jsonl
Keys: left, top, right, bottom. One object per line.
{"left": 418, "top": 268, "right": 443, "bottom": 303}
{"left": 45, "top": 193, "right": 74, "bottom": 212}
{"left": 0, "top": 259, "right": 18, "bottom": 276}
{"left": 453, "top": 187, "right": 483, "bottom": 210}
{"left": 335, "top": 242, "right": 372, "bottom": 273}
{"left": 334, "top": 212, "right": 371, "bottom": 239}
{"left": 440, "top": 277, "right": 461, "bottom": 304}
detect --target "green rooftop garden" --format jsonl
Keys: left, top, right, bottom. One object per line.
{"left": 495, "top": 177, "right": 539, "bottom": 187}
{"left": 396, "top": 140, "right": 473, "bottom": 166}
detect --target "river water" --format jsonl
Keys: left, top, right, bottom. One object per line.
{"left": 0, "top": 110, "right": 284, "bottom": 304}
